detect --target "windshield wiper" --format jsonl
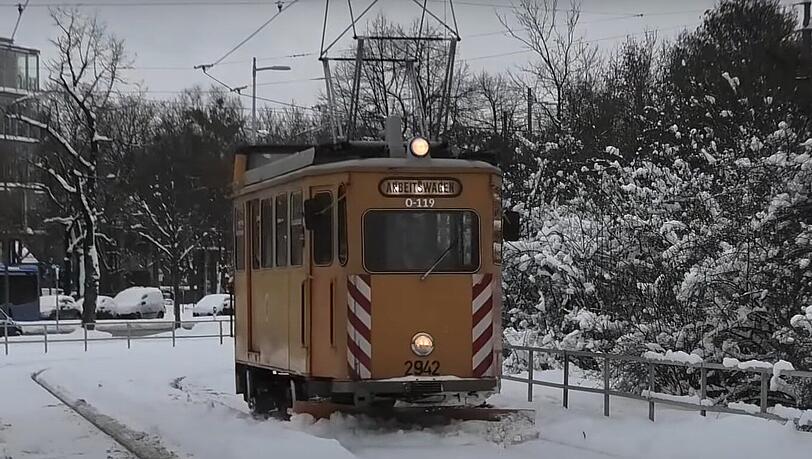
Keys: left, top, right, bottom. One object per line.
{"left": 420, "top": 238, "right": 459, "bottom": 281}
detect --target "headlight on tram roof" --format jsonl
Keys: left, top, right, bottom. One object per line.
{"left": 409, "top": 137, "right": 430, "bottom": 158}
{"left": 411, "top": 332, "right": 435, "bottom": 357}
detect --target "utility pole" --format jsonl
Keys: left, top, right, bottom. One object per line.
{"left": 251, "top": 58, "right": 291, "bottom": 143}
{"left": 526, "top": 86, "right": 533, "bottom": 136}
{"left": 802, "top": 1, "right": 811, "bottom": 53}
{"left": 2, "top": 239, "right": 9, "bottom": 316}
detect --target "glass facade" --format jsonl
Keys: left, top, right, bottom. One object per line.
{"left": 1, "top": 38, "right": 42, "bottom": 236}
{"left": 0, "top": 39, "right": 39, "bottom": 91}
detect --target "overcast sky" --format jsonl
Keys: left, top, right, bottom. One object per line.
{"left": 1, "top": 0, "right": 804, "bottom": 110}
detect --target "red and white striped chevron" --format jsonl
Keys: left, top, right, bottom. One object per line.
{"left": 347, "top": 274, "right": 372, "bottom": 379}
{"left": 472, "top": 273, "right": 495, "bottom": 377}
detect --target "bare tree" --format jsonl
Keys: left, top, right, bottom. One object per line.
{"left": 499, "top": 0, "right": 598, "bottom": 130}
{"left": 455, "top": 71, "right": 523, "bottom": 135}
{"left": 7, "top": 9, "right": 126, "bottom": 326}
{"left": 256, "top": 106, "right": 323, "bottom": 144}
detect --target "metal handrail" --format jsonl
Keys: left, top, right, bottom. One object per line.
{"left": 503, "top": 343, "right": 812, "bottom": 424}
{"left": 2, "top": 316, "right": 234, "bottom": 355}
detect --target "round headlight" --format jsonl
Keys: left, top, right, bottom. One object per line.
{"left": 411, "top": 332, "right": 435, "bottom": 357}
{"left": 409, "top": 137, "right": 430, "bottom": 157}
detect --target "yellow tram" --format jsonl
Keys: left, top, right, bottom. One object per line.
{"left": 231, "top": 122, "right": 519, "bottom": 417}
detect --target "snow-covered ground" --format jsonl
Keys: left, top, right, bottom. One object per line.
{"left": 2, "top": 324, "right": 811, "bottom": 458}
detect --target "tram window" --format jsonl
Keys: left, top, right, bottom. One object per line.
{"left": 312, "top": 192, "right": 333, "bottom": 266}
{"left": 290, "top": 191, "right": 304, "bottom": 266}
{"left": 338, "top": 185, "right": 347, "bottom": 266}
{"left": 250, "top": 200, "right": 261, "bottom": 270}
{"left": 363, "top": 210, "right": 479, "bottom": 273}
{"left": 234, "top": 205, "right": 245, "bottom": 271}
{"left": 275, "top": 194, "right": 288, "bottom": 267}
{"left": 260, "top": 198, "right": 273, "bottom": 268}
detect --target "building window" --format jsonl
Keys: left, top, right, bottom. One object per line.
{"left": 290, "top": 191, "right": 304, "bottom": 266}
{"left": 234, "top": 205, "right": 245, "bottom": 271}
{"left": 338, "top": 185, "right": 348, "bottom": 265}
{"left": 275, "top": 194, "right": 288, "bottom": 267}
{"left": 260, "top": 198, "right": 273, "bottom": 268}
{"left": 312, "top": 191, "right": 333, "bottom": 266}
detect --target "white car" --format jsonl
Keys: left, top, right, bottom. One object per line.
{"left": 77, "top": 295, "right": 118, "bottom": 319}
{"left": 112, "top": 287, "right": 166, "bottom": 319}
{"left": 192, "top": 294, "right": 233, "bottom": 316}
{"left": 39, "top": 295, "right": 81, "bottom": 320}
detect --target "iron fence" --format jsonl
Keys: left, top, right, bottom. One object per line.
{"left": 2, "top": 316, "right": 234, "bottom": 355}
{"left": 503, "top": 344, "right": 812, "bottom": 424}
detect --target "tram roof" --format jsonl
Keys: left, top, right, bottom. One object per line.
{"left": 234, "top": 141, "right": 502, "bottom": 188}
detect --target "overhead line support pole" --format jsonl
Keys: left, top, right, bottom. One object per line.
{"left": 252, "top": 57, "right": 257, "bottom": 143}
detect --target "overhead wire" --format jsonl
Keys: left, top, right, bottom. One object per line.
{"left": 199, "top": 0, "right": 300, "bottom": 69}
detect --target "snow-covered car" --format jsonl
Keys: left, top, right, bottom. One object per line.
{"left": 192, "top": 294, "right": 233, "bottom": 316}
{"left": 39, "top": 295, "right": 81, "bottom": 320}
{"left": 77, "top": 295, "right": 118, "bottom": 319}
{"left": 112, "top": 287, "right": 166, "bottom": 319}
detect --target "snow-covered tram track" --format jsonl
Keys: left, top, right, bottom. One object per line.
{"left": 31, "top": 369, "right": 179, "bottom": 459}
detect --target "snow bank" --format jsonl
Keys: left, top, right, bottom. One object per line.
{"left": 728, "top": 402, "right": 760, "bottom": 414}
{"left": 641, "top": 390, "right": 714, "bottom": 406}
{"left": 642, "top": 350, "right": 703, "bottom": 365}
{"left": 723, "top": 358, "right": 774, "bottom": 370}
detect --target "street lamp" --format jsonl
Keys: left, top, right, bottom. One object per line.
{"left": 252, "top": 58, "right": 291, "bottom": 142}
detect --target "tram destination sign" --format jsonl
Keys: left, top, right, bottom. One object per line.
{"left": 379, "top": 177, "right": 461, "bottom": 197}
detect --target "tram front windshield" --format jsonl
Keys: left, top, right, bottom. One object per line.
{"left": 363, "top": 210, "right": 479, "bottom": 273}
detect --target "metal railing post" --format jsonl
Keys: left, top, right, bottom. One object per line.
{"left": 230, "top": 311, "right": 233, "bottom": 338}
{"left": 44, "top": 324, "right": 48, "bottom": 354}
{"left": 126, "top": 322, "right": 131, "bottom": 349}
{"left": 527, "top": 349, "right": 534, "bottom": 402}
{"left": 648, "top": 362, "right": 655, "bottom": 422}
{"left": 760, "top": 371, "right": 769, "bottom": 414}
{"left": 172, "top": 324, "right": 176, "bottom": 347}
{"left": 219, "top": 320, "right": 223, "bottom": 345}
{"left": 3, "top": 320, "right": 8, "bottom": 355}
{"left": 700, "top": 366, "right": 707, "bottom": 417}
{"left": 603, "top": 356, "right": 610, "bottom": 417}
{"left": 563, "top": 351, "right": 569, "bottom": 409}
{"left": 83, "top": 324, "right": 88, "bottom": 352}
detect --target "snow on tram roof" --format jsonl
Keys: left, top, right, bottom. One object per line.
{"left": 236, "top": 144, "right": 500, "bottom": 195}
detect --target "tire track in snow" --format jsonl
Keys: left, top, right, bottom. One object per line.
{"left": 32, "top": 369, "right": 180, "bottom": 459}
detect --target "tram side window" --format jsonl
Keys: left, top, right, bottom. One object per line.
{"left": 275, "top": 194, "right": 289, "bottom": 267}
{"left": 234, "top": 205, "right": 245, "bottom": 271}
{"left": 337, "top": 185, "right": 347, "bottom": 265}
{"left": 250, "top": 200, "right": 261, "bottom": 270}
{"left": 260, "top": 198, "right": 273, "bottom": 268}
{"left": 312, "top": 192, "right": 333, "bottom": 266}
{"left": 290, "top": 191, "right": 304, "bottom": 266}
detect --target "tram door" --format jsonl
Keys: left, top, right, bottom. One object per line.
{"left": 246, "top": 200, "right": 260, "bottom": 356}
{"left": 307, "top": 185, "right": 344, "bottom": 378}
{"left": 287, "top": 191, "right": 309, "bottom": 374}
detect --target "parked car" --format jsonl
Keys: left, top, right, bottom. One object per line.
{"left": 39, "top": 295, "right": 81, "bottom": 320}
{"left": 0, "top": 312, "right": 22, "bottom": 336}
{"left": 192, "top": 294, "right": 233, "bottom": 317}
{"left": 112, "top": 287, "right": 165, "bottom": 319}
{"left": 77, "top": 295, "right": 118, "bottom": 319}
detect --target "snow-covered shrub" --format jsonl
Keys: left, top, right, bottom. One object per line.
{"left": 503, "top": 120, "right": 812, "bottom": 406}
